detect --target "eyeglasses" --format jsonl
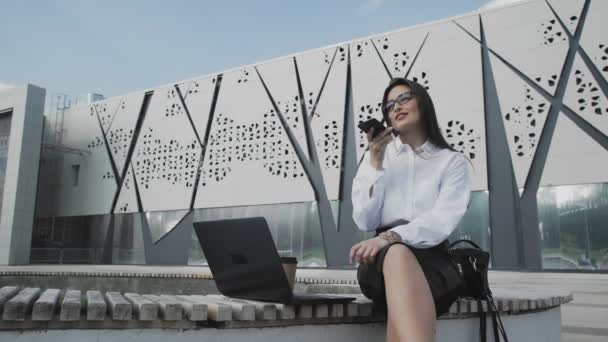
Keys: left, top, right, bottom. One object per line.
{"left": 384, "top": 91, "right": 415, "bottom": 114}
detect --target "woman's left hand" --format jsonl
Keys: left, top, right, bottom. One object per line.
{"left": 349, "top": 237, "right": 389, "bottom": 264}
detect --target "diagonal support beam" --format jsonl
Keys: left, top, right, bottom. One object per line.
{"left": 478, "top": 15, "right": 524, "bottom": 269}
{"left": 186, "top": 75, "right": 223, "bottom": 210}
{"left": 370, "top": 39, "right": 393, "bottom": 80}
{"left": 455, "top": 2, "right": 596, "bottom": 268}
{"left": 309, "top": 47, "right": 339, "bottom": 122}
{"left": 404, "top": 33, "right": 430, "bottom": 79}
{"left": 545, "top": 0, "right": 608, "bottom": 102}
{"left": 93, "top": 104, "right": 120, "bottom": 187}
{"left": 110, "top": 92, "right": 152, "bottom": 213}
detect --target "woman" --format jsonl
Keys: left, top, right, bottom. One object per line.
{"left": 350, "top": 78, "right": 471, "bottom": 342}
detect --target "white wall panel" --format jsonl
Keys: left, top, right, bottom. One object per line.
{"left": 454, "top": 13, "right": 481, "bottom": 40}
{"left": 490, "top": 54, "right": 551, "bottom": 190}
{"left": 579, "top": 0, "right": 608, "bottom": 80}
{"left": 482, "top": 0, "right": 569, "bottom": 95}
{"left": 114, "top": 165, "right": 138, "bottom": 214}
{"left": 131, "top": 86, "right": 202, "bottom": 212}
{"left": 541, "top": 113, "right": 608, "bottom": 186}
{"left": 350, "top": 39, "right": 392, "bottom": 161}
{"left": 194, "top": 67, "right": 315, "bottom": 208}
{"left": 546, "top": 0, "right": 585, "bottom": 35}
{"left": 55, "top": 105, "right": 117, "bottom": 216}
{"left": 563, "top": 53, "right": 608, "bottom": 136}
{"left": 104, "top": 92, "right": 146, "bottom": 175}
{"left": 297, "top": 46, "right": 347, "bottom": 201}
{"left": 373, "top": 27, "right": 428, "bottom": 78}
{"left": 256, "top": 57, "right": 310, "bottom": 159}
{"left": 297, "top": 47, "right": 336, "bottom": 118}
{"left": 178, "top": 76, "right": 218, "bottom": 143}
{"left": 94, "top": 98, "right": 120, "bottom": 134}
{"left": 408, "top": 21, "right": 488, "bottom": 191}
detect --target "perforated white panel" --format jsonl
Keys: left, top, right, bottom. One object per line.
{"left": 546, "top": 0, "right": 585, "bottom": 35}
{"left": 55, "top": 105, "right": 117, "bottom": 216}
{"left": 454, "top": 13, "right": 481, "bottom": 40}
{"left": 482, "top": 0, "right": 569, "bottom": 95}
{"left": 194, "top": 67, "right": 315, "bottom": 208}
{"left": 94, "top": 98, "right": 121, "bottom": 134}
{"left": 131, "top": 85, "right": 202, "bottom": 212}
{"left": 114, "top": 165, "right": 138, "bottom": 214}
{"left": 563, "top": 52, "right": 608, "bottom": 136}
{"left": 104, "top": 92, "right": 146, "bottom": 175}
{"left": 350, "top": 39, "right": 392, "bottom": 162}
{"left": 408, "top": 21, "right": 488, "bottom": 191}
{"left": 373, "top": 27, "right": 428, "bottom": 78}
{"left": 297, "top": 47, "right": 336, "bottom": 119}
{"left": 178, "top": 75, "right": 219, "bottom": 143}
{"left": 579, "top": 0, "right": 608, "bottom": 80}
{"left": 297, "top": 46, "right": 348, "bottom": 201}
{"left": 256, "top": 57, "right": 310, "bottom": 159}
{"left": 541, "top": 113, "right": 608, "bottom": 186}
{"left": 490, "top": 54, "right": 550, "bottom": 190}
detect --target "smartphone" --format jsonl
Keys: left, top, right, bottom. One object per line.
{"left": 358, "top": 118, "right": 387, "bottom": 139}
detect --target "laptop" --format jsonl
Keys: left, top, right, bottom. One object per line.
{"left": 193, "top": 216, "right": 356, "bottom": 305}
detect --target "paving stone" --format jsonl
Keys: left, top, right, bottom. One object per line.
{"left": 105, "top": 292, "right": 132, "bottom": 320}
{"left": 206, "top": 295, "right": 255, "bottom": 321}
{"left": 275, "top": 303, "right": 296, "bottom": 320}
{"left": 162, "top": 295, "right": 207, "bottom": 321}
{"left": 86, "top": 291, "right": 107, "bottom": 321}
{"left": 32, "top": 289, "right": 61, "bottom": 321}
{"left": 0, "top": 286, "right": 19, "bottom": 313}
{"left": 60, "top": 290, "right": 81, "bottom": 321}
{"left": 143, "top": 295, "right": 182, "bottom": 321}
{"left": 314, "top": 303, "right": 328, "bottom": 318}
{"left": 330, "top": 303, "right": 344, "bottom": 318}
{"left": 124, "top": 293, "right": 158, "bottom": 321}
{"left": 222, "top": 298, "right": 277, "bottom": 321}
{"left": 296, "top": 304, "right": 313, "bottom": 319}
{"left": 183, "top": 295, "right": 231, "bottom": 321}
{"left": 3, "top": 288, "right": 41, "bottom": 321}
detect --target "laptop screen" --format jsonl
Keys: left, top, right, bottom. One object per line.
{"left": 193, "top": 217, "right": 293, "bottom": 302}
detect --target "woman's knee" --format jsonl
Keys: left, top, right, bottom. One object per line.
{"left": 382, "top": 244, "right": 417, "bottom": 272}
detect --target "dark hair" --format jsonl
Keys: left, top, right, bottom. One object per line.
{"left": 381, "top": 77, "right": 456, "bottom": 153}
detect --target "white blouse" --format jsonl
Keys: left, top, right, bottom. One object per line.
{"left": 351, "top": 138, "right": 471, "bottom": 248}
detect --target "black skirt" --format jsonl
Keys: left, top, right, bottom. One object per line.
{"left": 356, "top": 240, "right": 462, "bottom": 317}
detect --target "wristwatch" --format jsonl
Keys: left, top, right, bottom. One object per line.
{"left": 378, "top": 231, "right": 402, "bottom": 244}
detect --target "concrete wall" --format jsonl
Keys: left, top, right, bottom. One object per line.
{"left": 0, "top": 84, "right": 45, "bottom": 265}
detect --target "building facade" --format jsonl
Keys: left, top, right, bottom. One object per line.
{"left": 1, "top": 0, "right": 606, "bottom": 270}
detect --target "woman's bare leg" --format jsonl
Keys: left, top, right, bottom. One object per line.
{"left": 383, "top": 244, "right": 436, "bottom": 342}
{"left": 386, "top": 313, "right": 399, "bottom": 342}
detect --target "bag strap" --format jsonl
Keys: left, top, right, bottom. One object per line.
{"left": 479, "top": 299, "right": 486, "bottom": 342}
{"left": 450, "top": 239, "right": 482, "bottom": 249}
{"left": 487, "top": 294, "right": 509, "bottom": 341}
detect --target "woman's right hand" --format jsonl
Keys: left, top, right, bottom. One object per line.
{"left": 368, "top": 127, "right": 394, "bottom": 170}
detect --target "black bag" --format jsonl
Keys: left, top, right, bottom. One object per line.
{"left": 449, "top": 239, "right": 508, "bottom": 342}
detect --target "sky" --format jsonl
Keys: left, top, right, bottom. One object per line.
{"left": 0, "top": 0, "right": 489, "bottom": 98}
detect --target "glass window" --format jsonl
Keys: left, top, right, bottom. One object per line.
{"left": 190, "top": 201, "right": 328, "bottom": 268}
{"left": 538, "top": 183, "right": 608, "bottom": 270}
{"left": 448, "top": 190, "right": 491, "bottom": 253}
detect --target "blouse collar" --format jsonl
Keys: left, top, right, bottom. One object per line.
{"left": 392, "top": 138, "right": 440, "bottom": 157}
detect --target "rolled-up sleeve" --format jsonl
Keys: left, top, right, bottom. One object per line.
{"left": 351, "top": 152, "right": 386, "bottom": 232}
{"left": 390, "top": 154, "right": 471, "bottom": 248}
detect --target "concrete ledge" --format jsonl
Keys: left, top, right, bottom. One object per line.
{"left": 0, "top": 284, "right": 571, "bottom": 330}
{"left": 0, "top": 308, "right": 563, "bottom": 342}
